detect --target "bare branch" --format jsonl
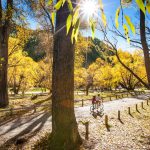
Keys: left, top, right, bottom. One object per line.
{"left": 40, "top": 1, "right": 54, "bottom": 34}
{"left": 97, "top": 22, "right": 149, "bottom": 88}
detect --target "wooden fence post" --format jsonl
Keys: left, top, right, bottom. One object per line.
{"left": 118, "top": 110, "right": 121, "bottom": 120}
{"left": 80, "top": 121, "right": 89, "bottom": 140}
{"left": 136, "top": 104, "right": 138, "bottom": 112}
{"left": 85, "top": 122, "right": 89, "bottom": 140}
{"left": 141, "top": 102, "right": 144, "bottom": 109}
{"left": 82, "top": 99, "right": 84, "bottom": 107}
{"left": 105, "top": 115, "right": 108, "bottom": 126}
{"left": 147, "top": 99, "right": 149, "bottom": 106}
{"left": 128, "top": 107, "right": 131, "bottom": 115}
{"left": 109, "top": 96, "right": 111, "bottom": 101}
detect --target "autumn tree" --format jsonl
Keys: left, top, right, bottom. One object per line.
{"left": 49, "top": 0, "right": 82, "bottom": 149}
{"left": 74, "top": 35, "right": 93, "bottom": 95}
{"left": 111, "top": 0, "right": 150, "bottom": 88}
{"left": 88, "top": 58, "right": 116, "bottom": 90}
{"left": 33, "top": 60, "right": 52, "bottom": 92}
{"left": 8, "top": 36, "right": 39, "bottom": 95}
{"left": 97, "top": 21, "right": 150, "bottom": 89}
{"left": 86, "top": 49, "right": 145, "bottom": 91}
{"left": 0, "top": 0, "right": 36, "bottom": 107}
{"left": 113, "top": 50, "right": 146, "bottom": 90}
{"left": 0, "top": 0, "right": 13, "bottom": 107}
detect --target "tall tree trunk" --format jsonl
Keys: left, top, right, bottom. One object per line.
{"left": 0, "top": 0, "right": 13, "bottom": 108}
{"left": 13, "top": 71, "right": 17, "bottom": 95}
{"left": 0, "top": 36, "right": 9, "bottom": 107}
{"left": 85, "top": 84, "right": 91, "bottom": 96}
{"left": 50, "top": 1, "right": 82, "bottom": 150}
{"left": 13, "top": 74, "right": 24, "bottom": 94}
{"left": 140, "top": 2, "right": 150, "bottom": 88}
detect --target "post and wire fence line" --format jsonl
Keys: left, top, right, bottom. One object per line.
{"left": 74, "top": 90, "right": 146, "bottom": 107}
{"left": 0, "top": 90, "right": 148, "bottom": 117}
{"left": 80, "top": 97, "right": 150, "bottom": 139}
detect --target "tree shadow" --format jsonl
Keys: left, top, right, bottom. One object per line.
{"left": 136, "top": 109, "right": 141, "bottom": 114}
{"left": 118, "top": 118, "right": 124, "bottom": 124}
{"left": 147, "top": 136, "right": 150, "bottom": 145}
{"left": 0, "top": 112, "right": 48, "bottom": 136}
{"left": 142, "top": 106, "right": 146, "bottom": 110}
{"left": 0, "top": 112, "right": 51, "bottom": 149}
{"left": 33, "top": 132, "right": 51, "bottom": 150}
{"left": 0, "top": 100, "right": 51, "bottom": 132}
{"left": 34, "top": 97, "right": 50, "bottom": 105}
{"left": 0, "top": 117, "right": 15, "bottom": 126}
{"left": 129, "top": 113, "right": 134, "bottom": 118}
{"left": 92, "top": 112, "right": 97, "bottom": 118}
{"left": 106, "top": 124, "right": 111, "bottom": 132}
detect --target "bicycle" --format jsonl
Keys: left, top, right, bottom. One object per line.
{"left": 90, "top": 101, "right": 104, "bottom": 117}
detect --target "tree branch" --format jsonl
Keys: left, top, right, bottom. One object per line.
{"left": 97, "top": 23, "right": 149, "bottom": 89}
{"left": 40, "top": 2, "right": 54, "bottom": 34}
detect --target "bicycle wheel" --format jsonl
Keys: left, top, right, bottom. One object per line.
{"left": 100, "top": 104, "right": 104, "bottom": 111}
{"left": 97, "top": 105, "right": 104, "bottom": 117}
{"left": 90, "top": 105, "right": 94, "bottom": 113}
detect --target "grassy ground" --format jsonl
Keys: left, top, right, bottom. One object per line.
{"left": 1, "top": 90, "right": 130, "bottom": 109}
{"left": 8, "top": 87, "right": 48, "bottom": 94}
{"left": 0, "top": 92, "right": 149, "bottom": 149}
{"left": 74, "top": 90, "right": 133, "bottom": 107}
{"left": 0, "top": 90, "right": 135, "bottom": 119}
{"left": 0, "top": 94, "right": 51, "bottom": 122}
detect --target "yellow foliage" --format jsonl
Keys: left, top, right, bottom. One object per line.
{"left": 8, "top": 29, "right": 51, "bottom": 92}
{"left": 74, "top": 68, "right": 88, "bottom": 88}
{"left": 74, "top": 49, "right": 146, "bottom": 90}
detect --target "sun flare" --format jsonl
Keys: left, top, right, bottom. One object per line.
{"left": 79, "top": 0, "right": 98, "bottom": 20}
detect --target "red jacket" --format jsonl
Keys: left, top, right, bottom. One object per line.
{"left": 92, "top": 97, "right": 96, "bottom": 104}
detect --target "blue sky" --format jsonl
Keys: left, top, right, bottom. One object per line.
{"left": 28, "top": 0, "right": 143, "bottom": 52}
{"left": 2, "top": 0, "right": 143, "bottom": 52}
{"left": 82, "top": 0, "right": 140, "bottom": 52}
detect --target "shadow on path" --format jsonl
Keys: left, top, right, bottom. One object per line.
{"left": 0, "top": 112, "right": 48, "bottom": 136}
{"left": 118, "top": 118, "right": 124, "bottom": 124}
{"left": 0, "top": 112, "right": 50, "bottom": 149}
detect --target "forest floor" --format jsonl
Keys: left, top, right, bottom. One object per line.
{"left": 0, "top": 95, "right": 150, "bottom": 149}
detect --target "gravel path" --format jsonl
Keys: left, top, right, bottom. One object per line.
{"left": 75, "top": 97, "right": 145, "bottom": 118}
{"left": 0, "top": 96, "right": 148, "bottom": 148}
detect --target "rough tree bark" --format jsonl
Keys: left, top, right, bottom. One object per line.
{"left": 140, "top": 1, "right": 150, "bottom": 88}
{"left": 0, "top": 0, "right": 13, "bottom": 107}
{"left": 49, "top": 1, "right": 82, "bottom": 150}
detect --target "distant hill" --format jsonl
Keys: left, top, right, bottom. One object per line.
{"left": 10, "top": 25, "right": 52, "bottom": 62}
{"left": 83, "top": 37, "right": 114, "bottom": 67}
{"left": 11, "top": 25, "right": 114, "bottom": 64}
{"left": 23, "top": 29, "right": 53, "bottom": 62}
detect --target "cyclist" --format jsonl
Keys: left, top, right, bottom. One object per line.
{"left": 92, "top": 96, "right": 97, "bottom": 109}
{"left": 96, "top": 94, "right": 103, "bottom": 108}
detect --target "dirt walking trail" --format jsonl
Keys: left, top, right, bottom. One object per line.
{"left": 0, "top": 95, "right": 149, "bottom": 148}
